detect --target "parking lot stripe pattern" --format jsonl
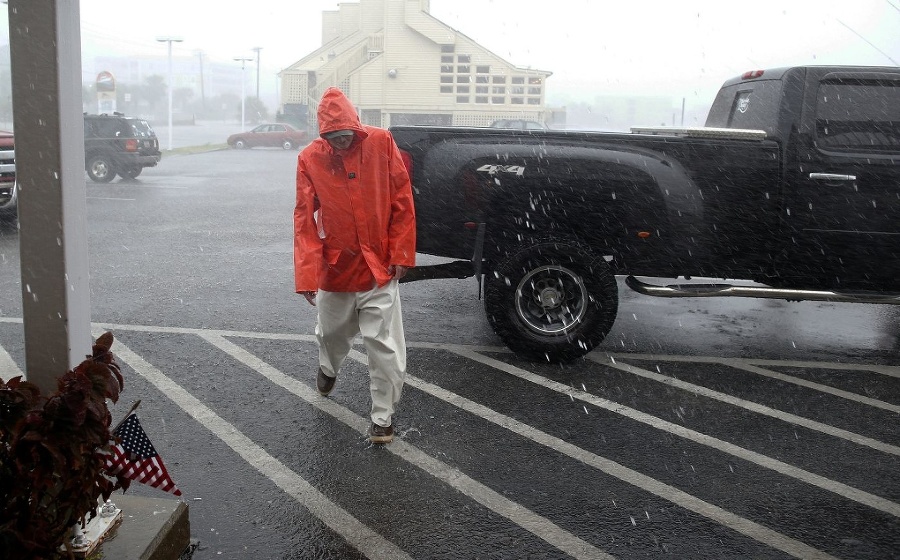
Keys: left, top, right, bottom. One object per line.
{"left": 0, "top": 318, "right": 896, "bottom": 558}
{"left": 200, "top": 333, "right": 609, "bottom": 560}
{"left": 92, "top": 329, "right": 414, "bottom": 560}
{"left": 596, "top": 357, "right": 900, "bottom": 456}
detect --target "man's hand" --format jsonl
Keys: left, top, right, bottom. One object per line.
{"left": 300, "top": 291, "right": 317, "bottom": 306}
{"left": 388, "top": 265, "right": 408, "bottom": 279}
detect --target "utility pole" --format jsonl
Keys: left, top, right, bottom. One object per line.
{"left": 234, "top": 56, "right": 253, "bottom": 131}
{"left": 252, "top": 47, "right": 262, "bottom": 99}
{"left": 156, "top": 36, "right": 183, "bottom": 150}
{"left": 196, "top": 50, "right": 206, "bottom": 111}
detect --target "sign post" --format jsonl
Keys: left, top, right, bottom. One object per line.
{"left": 96, "top": 70, "right": 116, "bottom": 114}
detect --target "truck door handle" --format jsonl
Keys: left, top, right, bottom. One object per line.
{"left": 809, "top": 173, "right": 856, "bottom": 182}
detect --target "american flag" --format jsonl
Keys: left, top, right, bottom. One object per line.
{"left": 104, "top": 413, "right": 182, "bottom": 497}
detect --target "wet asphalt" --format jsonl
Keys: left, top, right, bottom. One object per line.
{"left": 0, "top": 144, "right": 898, "bottom": 559}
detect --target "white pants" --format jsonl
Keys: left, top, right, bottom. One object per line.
{"left": 316, "top": 280, "right": 406, "bottom": 427}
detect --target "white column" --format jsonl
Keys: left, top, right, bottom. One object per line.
{"left": 9, "top": 0, "right": 91, "bottom": 393}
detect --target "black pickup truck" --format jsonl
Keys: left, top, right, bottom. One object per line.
{"left": 391, "top": 65, "right": 900, "bottom": 362}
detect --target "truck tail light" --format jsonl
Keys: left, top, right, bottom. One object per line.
{"left": 399, "top": 149, "right": 413, "bottom": 176}
{"left": 741, "top": 70, "right": 765, "bottom": 80}
{"left": 124, "top": 138, "right": 139, "bottom": 152}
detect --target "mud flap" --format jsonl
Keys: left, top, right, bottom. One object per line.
{"left": 472, "top": 222, "right": 486, "bottom": 299}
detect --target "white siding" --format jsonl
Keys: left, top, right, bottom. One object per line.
{"left": 283, "top": 0, "right": 553, "bottom": 128}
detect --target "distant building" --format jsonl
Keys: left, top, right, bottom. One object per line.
{"left": 278, "top": 0, "right": 553, "bottom": 131}
{"left": 88, "top": 54, "right": 244, "bottom": 111}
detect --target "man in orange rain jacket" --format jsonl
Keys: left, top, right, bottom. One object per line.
{"left": 294, "top": 87, "right": 416, "bottom": 444}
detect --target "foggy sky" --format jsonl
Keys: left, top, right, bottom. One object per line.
{"left": 4, "top": 1, "right": 899, "bottom": 109}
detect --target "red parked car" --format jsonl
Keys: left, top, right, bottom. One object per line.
{"left": 227, "top": 123, "right": 307, "bottom": 150}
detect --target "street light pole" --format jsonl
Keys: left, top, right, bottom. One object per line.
{"left": 252, "top": 47, "right": 262, "bottom": 99}
{"left": 234, "top": 57, "right": 253, "bottom": 132}
{"left": 156, "top": 36, "right": 183, "bottom": 151}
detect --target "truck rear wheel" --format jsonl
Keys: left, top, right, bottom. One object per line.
{"left": 484, "top": 239, "right": 618, "bottom": 362}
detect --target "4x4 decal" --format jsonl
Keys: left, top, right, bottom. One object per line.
{"left": 476, "top": 164, "right": 525, "bottom": 177}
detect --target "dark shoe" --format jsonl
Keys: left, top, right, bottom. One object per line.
{"left": 369, "top": 423, "right": 394, "bottom": 444}
{"left": 316, "top": 368, "right": 335, "bottom": 396}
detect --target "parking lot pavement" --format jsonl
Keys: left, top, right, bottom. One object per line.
{"left": 1, "top": 318, "right": 898, "bottom": 559}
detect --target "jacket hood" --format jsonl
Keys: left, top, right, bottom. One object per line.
{"left": 317, "top": 87, "right": 367, "bottom": 140}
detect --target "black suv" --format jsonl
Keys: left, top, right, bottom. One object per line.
{"left": 84, "top": 113, "right": 161, "bottom": 182}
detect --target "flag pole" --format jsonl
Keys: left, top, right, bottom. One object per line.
{"left": 112, "top": 400, "right": 141, "bottom": 432}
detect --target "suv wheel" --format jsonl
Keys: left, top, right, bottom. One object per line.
{"left": 120, "top": 166, "right": 142, "bottom": 180}
{"left": 87, "top": 155, "right": 116, "bottom": 183}
{"left": 233, "top": 139, "right": 247, "bottom": 149}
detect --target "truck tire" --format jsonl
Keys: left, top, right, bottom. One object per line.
{"left": 484, "top": 239, "right": 618, "bottom": 362}
{"left": 87, "top": 155, "right": 116, "bottom": 183}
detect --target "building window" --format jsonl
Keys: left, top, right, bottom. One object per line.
{"left": 492, "top": 96, "right": 505, "bottom": 104}
{"left": 475, "top": 96, "right": 488, "bottom": 104}
{"left": 511, "top": 97, "right": 524, "bottom": 104}
{"left": 528, "top": 87, "right": 542, "bottom": 95}
{"left": 457, "top": 75, "right": 471, "bottom": 83}
{"left": 457, "top": 65, "right": 470, "bottom": 73}
{"left": 512, "top": 77, "right": 525, "bottom": 84}
{"left": 476, "top": 65, "right": 490, "bottom": 74}
{"left": 440, "top": 85, "right": 453, "bottom": 94}
{"left": 492, "top": 76, "right": 507, "bottom": 84}
{"left": 476, "top": 75, "right": 489, "bottom": 84}
{"left": 476, "top": 86, "right": 488, "bottom": 94}
{"left": 458, "top": 54, "right": 471, "bottom": 63}
{"left": 511, "top": 86, "right": 525, "bottom": 95}
{"left": 441, "top": 44, "right": 455, "bottom": 53}
{"left": 527, "top": 98, "right": 541, "bottom": 105}
{"left": 492, "top": 86, "right": 506, "bottom": 95}
{"left": 456, "top": 95, "right": 469, "bottom": 103}
{"left": 457, "top": 85, "right": 470, "bottom": 93}
{"left": 441, "top": 55, "right": 454, "bottom": 63}
{"left": 440, "top": 76, "right": 453, "bottom": 83}
{"left": 529, "top": 77, "right": 543, "bottom": 85}
{"left": 441, "top": 64, "right": 453, "bottom": 73}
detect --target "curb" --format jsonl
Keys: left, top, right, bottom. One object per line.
{"left": 95, "top": 494, "right": 191, "bottom": 559}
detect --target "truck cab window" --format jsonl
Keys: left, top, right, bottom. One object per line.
{"left": 706, "top": 80, "right": 782, "bottom": 137}
{"left": 815, "top": 80, "right": 900, "bottom": 153}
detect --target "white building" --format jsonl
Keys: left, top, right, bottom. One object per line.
{"left": 279, "top": 0, "right": 553, "bottom": 130}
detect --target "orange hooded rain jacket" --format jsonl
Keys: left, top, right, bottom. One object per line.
{"left": 293, "top": 87, "right": 416, "bottom": 293}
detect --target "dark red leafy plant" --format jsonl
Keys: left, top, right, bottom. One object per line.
{"left": 0, "top": 332, "right": 131, "bottom": 560}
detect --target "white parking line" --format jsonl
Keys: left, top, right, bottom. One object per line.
{"left": 596, "top": 356, "right": 900, "bottom": 457}
{"left": 203, "top": 334, "right": 610, "bottom": 560}
{"left": 0, "top": 343, "right": 23, "bottom": 377}
{"left": 100, "top": 332, "right": 414, "bottom": 560}
{"left": 454, "top": 349, "right": 900, "bottom": 519}
{"left": 720, "top": 359, "right": 900, "bottom": 413}
{"left": 87, "top": 197, "right": 136, "bottom": 201}
{"left": 413, "top": 349, "right": 838, "bottom": 560}
{"left": 90, "top": 184, "right": 189, "bottom": 189}
{"left": 602, "top": 352, "right": 900, "bottom": 379}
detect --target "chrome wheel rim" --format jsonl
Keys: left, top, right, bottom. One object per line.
{"left": 91, "top": 160, "right": 110, "bottom": 179}
{"left": 514, "top": 265, "right": 588, "bottom": 335}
